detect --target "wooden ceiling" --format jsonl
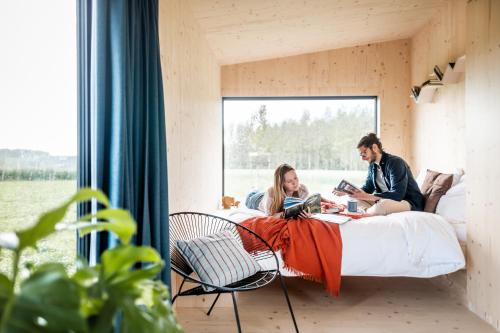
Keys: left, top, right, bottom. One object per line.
{"left": 187, "top": 0, "right": 446, "bottom": 65}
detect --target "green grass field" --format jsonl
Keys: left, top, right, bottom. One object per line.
{"left": 0, "top": 180, "right": 76, "bottom": 276}
{"left": 0, "top": 170, "right": 369, "bottom": 275}
{"left": 224, "top": 169, "right": 367, "bottom": 202}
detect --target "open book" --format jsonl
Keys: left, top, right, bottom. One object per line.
{"left": 283, "top": 193, "right": 321, "bottom": 219}
{"left": 334, "top": 179, "right": 361, "bottom": 195}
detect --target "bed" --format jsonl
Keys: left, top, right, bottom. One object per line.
{"left": 214, "top": 208, "right": 466, "bottom": 278}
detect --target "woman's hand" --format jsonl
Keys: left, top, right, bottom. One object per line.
{"left": 298, "top": 209, "right": 312, "bottom": 219}
{"left": 322, "top": 201, "right": 341, "bottom": 208}
{"left": 321, "top": 197, "right": 340, "bottom": 207}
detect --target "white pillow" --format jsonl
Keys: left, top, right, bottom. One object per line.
{"left": 416, "top": 169, "right": 426, "bottom": 190}
{"left": 435, "top": 181, "right": 466, "bottom": 223}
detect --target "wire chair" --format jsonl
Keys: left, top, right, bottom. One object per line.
{"left": 169, "top": 212, "right": 299, "bottom": 333}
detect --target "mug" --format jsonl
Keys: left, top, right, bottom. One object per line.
{"left": 347, "top": 199, "right": 358, "bottom": 213}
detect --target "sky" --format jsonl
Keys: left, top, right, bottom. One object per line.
{"left": 0, "top": 0, "right": 76, "bottom": 156}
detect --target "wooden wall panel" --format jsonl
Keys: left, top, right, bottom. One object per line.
{"left": 158, "top": 0, "right": 226, "bottom": 308}
{"left": 222, "top": 39, "right": 412, "bottom": 161}
{"left": 409, "top": 0, "right": 467, "bottom": 175}
{"left": 465, "top": 0, "right": 500, "bottom": 330}
{"left": 159, "top": 0, "right": 222, "bottom": 213}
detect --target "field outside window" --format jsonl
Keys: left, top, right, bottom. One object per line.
{"left": 223, "top": 97, "right": 377, "bottom": 202}
{"left": 0, "top": 1, "right": 76, "bottom": 275}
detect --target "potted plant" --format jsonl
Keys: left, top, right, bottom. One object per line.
{"left": 0, "top": 188, "right": 183, "bottom": 333}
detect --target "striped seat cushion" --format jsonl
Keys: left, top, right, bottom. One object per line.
{"left": 176, "top": 230, "right": 261, "bottom": 291}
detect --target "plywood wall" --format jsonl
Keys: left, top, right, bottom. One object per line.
{"left": 187, "top": 0, "right": 446, "bottom": 65}
{"left": 221, "top": 39, "right": 412, "bottom": 162}
{"left": 409, "top": 0, "right": 466, "bottom": 175}
{"left": 158, "top": 0, "right": 222, "bottom": 213}
{"left": 158, "top": 0, "right": 225, "bottom": 309}
{"left": 465, "top": 0, "right": 500, "bottom": 330}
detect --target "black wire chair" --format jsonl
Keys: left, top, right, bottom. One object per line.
{"left": 169, "top": 212, "right": 299, "bottom": 333}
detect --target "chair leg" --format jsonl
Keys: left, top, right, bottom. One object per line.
{"left": 231, "top": 292, "right": 242, "bottom": 333}
{"left": 172, "top": 277, "right": 186, "bottom": 305}
{"left": 278, "top": 273, "right": 299, "bottom": 333}
{"left": 206, "top": 293, "right": 221, "bottom": 316}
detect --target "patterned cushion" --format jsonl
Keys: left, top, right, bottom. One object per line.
{"left": 176, "top": 230, "right": 261, "bottom": 291}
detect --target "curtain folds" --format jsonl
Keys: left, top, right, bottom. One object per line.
{"left": 77, "top": 0, "right": 170, "bottom": 287}
{"left": 76, "top": 0, "right": 92, "bottom": 261}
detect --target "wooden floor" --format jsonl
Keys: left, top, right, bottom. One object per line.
{"left": 176, "top": 274, "right": 498, "bottom": 333}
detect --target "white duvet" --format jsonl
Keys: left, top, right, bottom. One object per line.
{"left": 218, "top": 209, "right": 465, "bottom": 278}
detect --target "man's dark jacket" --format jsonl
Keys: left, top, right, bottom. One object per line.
{"left": 361, "top": 152, "right": 424, "bottom": 211}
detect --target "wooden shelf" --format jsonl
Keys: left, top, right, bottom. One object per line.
{"left": 435, "top": 55, "right": 466, "bottom": 84}
{"left": 411, "top": 83, "right": 444, "bottom": 103}
{"left": 419, "top": 85, "right": 442, "bottom": 102}
{"left": 411, "top": 55, "right": 465, "bottom": 104}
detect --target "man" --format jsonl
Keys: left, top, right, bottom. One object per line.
{"left": 334, "top": 133, "right": 424, "bottom": 216}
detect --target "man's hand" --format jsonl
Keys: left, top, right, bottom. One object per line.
{"left": 349, "top": 190, "right": 379, "bottom": 202}
{"left": 332, "top": 189, "right": 347, "bottom": 197}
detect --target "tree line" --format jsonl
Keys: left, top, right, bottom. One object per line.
{"left": 225, "top": 105, "right": 374, "bottom": 171}
{"left": 0, "top": 169, "right": 76, "bottom": 181}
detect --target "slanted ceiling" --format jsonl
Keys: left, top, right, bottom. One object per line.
{"left": 187, "top": 0, "right": 446, "bottom": 65}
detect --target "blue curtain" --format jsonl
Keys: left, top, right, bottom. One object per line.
{"left": 76, "top": 0, "right": 92, "bottom": 260}
{"left": 77, "top": 0, "right": 170, "bottom": 287}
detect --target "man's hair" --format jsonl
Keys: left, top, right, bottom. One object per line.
{"left": 357, "top": 133, "right": 383, "bottom": 151}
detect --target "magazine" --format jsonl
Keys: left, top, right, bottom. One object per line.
{"left": 283, "top": 193, "right": 321, "bottom": 219}
{"left": 334, "top": 179, "right": 361, "bottom": 195}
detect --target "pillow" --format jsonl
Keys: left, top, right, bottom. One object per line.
{"left": 416, "top": 169, "right": 427, "bottom": 190}
{"left": 416, "top": 167, "right": 464, "bottom": 191}
{"left": 176, "top": 230, "right": 261, "bottom": 291}
{"left": 420, "top": 169, "right": 454, "bottom": 213}
{"left": 436, "top": 181, "right": 466, "bottom": 223}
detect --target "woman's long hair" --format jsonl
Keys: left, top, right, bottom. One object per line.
{"left": 269, "top": 163, "right": 296, "bottom": 215}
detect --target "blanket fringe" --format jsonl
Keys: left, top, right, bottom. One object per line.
{"left": 282, "top": 263, "right": 322, "bottom": 284}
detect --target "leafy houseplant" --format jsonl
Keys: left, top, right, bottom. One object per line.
{"left": 0, "top": 188, "right": 183, "bottom": 333}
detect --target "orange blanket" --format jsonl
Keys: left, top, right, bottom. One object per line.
{"left": 240, "top": 216, "right": 342, "bottom": 296}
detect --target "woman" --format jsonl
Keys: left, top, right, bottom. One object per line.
{"left": 247, "top": 164, "right": 338, "bottom": 218}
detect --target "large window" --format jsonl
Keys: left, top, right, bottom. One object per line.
{"left": 223, "top": 97, "right": 377, "bottom": 201}
{"left": 0, "top": 1, "right": 76, "bottom": 274}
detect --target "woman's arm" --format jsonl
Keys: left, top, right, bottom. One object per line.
{"left": 320, "top": 196, "right": 342, "bottom": 208}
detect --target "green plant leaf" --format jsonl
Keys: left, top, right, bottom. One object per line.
{"left": 0, "top": 188, "right": 183, "bottom": 333}
{"left": 2, "top": 263, "right": 88, "bottom": 333}
{"left": 101, "top": 245, "right": 161, "bottom": 280}
{"left": 78, "top": 209, "right": 136, "bottom": 245}
{"left": 120, "top": 281, "right": 183, "bottom": 333}
{"left": 109, "top": 262, "right": 163, "bottom": 290}
{"left": 79, "top": 297, "right": 105, "bottom": 318}
{"left": 71, "top": 264, "right": 104, "bottom": 317}
{"left": 0, "top": 273, "right": 12, "bottom": 318}
{"left": 16, "top": 188, "right": 110, "bottom": 250}
{"left": 72, "top": 266, "right": 99, "bottom": 288}
{"left": 0, "top": 273, "right": 12, "bottom": 295}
